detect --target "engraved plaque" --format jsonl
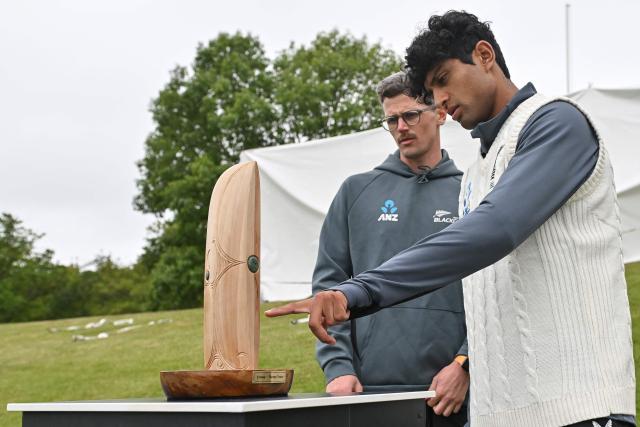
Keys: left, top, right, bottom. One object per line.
{"left": 252, "top": 371, "right": 287, "bottom": 384}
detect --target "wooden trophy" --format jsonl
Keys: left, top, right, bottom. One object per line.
{"left": 160, "top": 161, "right": 294, "bottom": 399}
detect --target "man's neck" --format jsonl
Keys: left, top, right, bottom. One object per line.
{"left": 490, "top": 79, "right": 519, "bottom": 119}
{"left": 400, "top": 150, "right": 442, "bottom": 174}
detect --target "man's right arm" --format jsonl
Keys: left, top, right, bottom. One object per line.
{"left": 313, "top": 182, "right": 361, "bottom": 391}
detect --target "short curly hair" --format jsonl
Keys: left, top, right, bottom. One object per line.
{"left": 405, "top": 11, "right": 510, "bottom": 98}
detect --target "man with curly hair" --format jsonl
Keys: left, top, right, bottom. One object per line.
{"left": 267, "top": 11, "right": 636, "bottom": 427}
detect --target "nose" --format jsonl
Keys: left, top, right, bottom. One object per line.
{"left": 396, "top": 117, "right": 410, "bottom": 131}
{"left": 431, "top": 87, "right": 448, "bottom": 108}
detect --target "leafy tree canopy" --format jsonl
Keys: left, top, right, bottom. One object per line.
{"left": 136, "top": 31, "right": 402, "bottom": 309}
{"left": 274, "top": 30, "right": 402, "bottom": 143}
{"left": 0, "top": 213, "right": 151, "bottom": 322}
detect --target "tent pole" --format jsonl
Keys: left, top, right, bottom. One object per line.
{"left": 565, "top": 3, "right": 571, "bottom": 94}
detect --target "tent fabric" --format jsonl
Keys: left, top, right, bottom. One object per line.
{"left": 570, "top": 88, "right": 640, "bottom": 264}
{"left": 240, "top": 87, "right": 640, "bottom": 301}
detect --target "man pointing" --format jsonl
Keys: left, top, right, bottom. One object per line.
{"left": 267, "top": 10, "right": 636, "bottom": 427}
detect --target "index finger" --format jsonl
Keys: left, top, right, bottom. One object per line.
{"left": 308, "top": 301, "right": 335, "bottom": 345}
{"left": 264, "top": 298, "right": 313, "bottom": 317}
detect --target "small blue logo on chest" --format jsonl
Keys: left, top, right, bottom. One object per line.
{"left": 378, "top": 199, "right": 399, "bottom": 222}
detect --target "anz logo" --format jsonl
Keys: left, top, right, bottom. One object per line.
{"left": 377, "top": 199, "right": 399, "bottom": 222}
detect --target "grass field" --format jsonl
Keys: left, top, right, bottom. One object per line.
{"left": 1, "top": 264, "right": 639, "bottom": 427}
{"left": 0, "top": 303, "right": 322, "bottom": 427}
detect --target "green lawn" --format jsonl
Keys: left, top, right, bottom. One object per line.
{"left": 627, "top": 262, "right": 640, "bottom": 414}
{"left": 0, "top": 304, "right": 322, "bottom": 427}
{"left": 1, "top": 265, "right": 639, "bottom": 427}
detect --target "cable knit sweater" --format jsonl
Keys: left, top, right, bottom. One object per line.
{"left": 460, "top": 94, "right": 636, "bottom": 427}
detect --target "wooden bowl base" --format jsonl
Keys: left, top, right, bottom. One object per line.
{"left": 160, "top": 369, "right": 294, "bottom": 399}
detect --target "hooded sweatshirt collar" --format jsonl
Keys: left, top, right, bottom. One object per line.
{"left": 374, "top": 149, "right": 462, "bottom": 183}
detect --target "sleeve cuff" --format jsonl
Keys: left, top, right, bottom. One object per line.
{"left": 322, "top": 358, "right": 357, "bottom": 384}
{"left": 456, "top": 339, "right": 468, "bottom": 357}
{"left": 330, "top": 282, "right": 372, "bottom": 309}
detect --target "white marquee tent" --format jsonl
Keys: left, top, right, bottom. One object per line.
{"left": 240, "top": 87, "right": 640, "bottom": 301}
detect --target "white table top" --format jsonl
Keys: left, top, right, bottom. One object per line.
{"left": 7, "top": 391, "right": 433, "bottom": 414}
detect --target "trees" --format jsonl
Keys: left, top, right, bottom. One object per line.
{"left": 274, "top": 30, "right": 403, "bottom": 143}
{"left": 0, "top": 213, "right": 41, "bottom": 321}
{"left": 0, "top": 213, "right": 152, "bottom": 322}
{"left": 1, "top": 31, "right": 404, "bottom": 319}
{"left": 2, "top": 31, "right": 404, "bottom": 319}
{"left": 0, "top": 213, "right": 81, "bottom": 322}
{"left": 135, "top": 33, "right": 281, "bottom": 309}
{"left": 135, "top": 31, "right": 403, "bottom": 309}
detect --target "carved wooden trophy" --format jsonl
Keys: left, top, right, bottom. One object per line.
{"left": 160, "top": 161, "right": 294, "bottom": 399}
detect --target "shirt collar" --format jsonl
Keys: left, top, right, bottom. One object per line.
{"left": 471, "top": 82, "right": 537, "bottom": 156}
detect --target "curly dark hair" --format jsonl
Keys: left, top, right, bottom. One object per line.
{"left": 405, "top": 10, "right": 510, "bottom": 98}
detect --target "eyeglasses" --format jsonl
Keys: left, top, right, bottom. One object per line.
{"left": 381, "top": 107, "right": 434, "bottom": 131}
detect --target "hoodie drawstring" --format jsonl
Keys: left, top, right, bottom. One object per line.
{"left": 417, "top": 166, "right": 431, "bottom": 184}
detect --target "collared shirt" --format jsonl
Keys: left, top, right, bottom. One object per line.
{"left": 471, "top": 82, "right": 538, "bottom": 156}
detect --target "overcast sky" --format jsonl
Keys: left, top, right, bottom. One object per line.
{"left": 0, "top": 0, "right": 637, "bottom": 266}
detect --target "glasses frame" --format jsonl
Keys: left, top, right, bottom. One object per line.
{"left": 381, "top": 107, "right": 435, "bottom": 132}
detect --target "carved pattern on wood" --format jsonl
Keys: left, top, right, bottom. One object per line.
{"left": 205, "top": 238, "right": 244, "bottom": 289}
{"left": 205, "top": 264, "right": 250, "bottom": 370}
{"left": 205, "top": 349, "right": 249, "bottom": 370}
{"left": 205, "top": 237, "right": 247, "bottom": 370}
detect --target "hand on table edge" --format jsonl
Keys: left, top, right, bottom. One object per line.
{"left": 326, "top": 374, "right": 363, "bottom": 394}
{"left": 426, "top": 358, "right": 469, "bottom": 417}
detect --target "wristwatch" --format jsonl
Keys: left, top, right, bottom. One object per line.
{"left": 454, "top": 355, "right": 469, "bottom": 372}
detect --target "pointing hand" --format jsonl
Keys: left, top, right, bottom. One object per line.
{"left": 265, "top": 291, "right": 350, "bottom": 344}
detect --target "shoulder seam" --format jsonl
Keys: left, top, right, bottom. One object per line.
{"left": 346, "top": 171, "right": 387, "bottom": 217}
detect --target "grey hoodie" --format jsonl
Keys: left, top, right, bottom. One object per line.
{"left": 313, "top": 149, "right": 467, "bottom": 392}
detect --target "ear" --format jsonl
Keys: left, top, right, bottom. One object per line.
{"left": 435, "top": 106, "right": 446, "bottom": 125}
{"left": 473, "top": 40, "right": 495, "bottom": 71}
